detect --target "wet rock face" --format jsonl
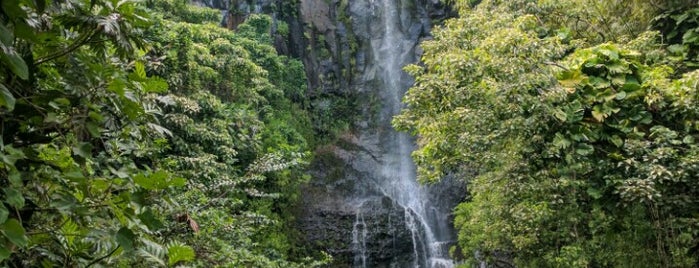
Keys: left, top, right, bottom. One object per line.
{"left": 298, "top": 146, "right": 421, "bottom": 267}
{"left": 297, "top": 131, "right": 463, "bottom": 267}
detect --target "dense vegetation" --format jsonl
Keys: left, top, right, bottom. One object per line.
{"left": 0, "top": 0, "right": 326, "bottom": 266}
{"left": 4, "top": 0, "right": 699, "bottom": 266}
{"left": 395, "top": 0, "right": 699, "bottom": 267}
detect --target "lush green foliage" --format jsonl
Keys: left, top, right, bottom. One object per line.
{"left": 0, "top": 0, "right": 324, "bottom": 266}
{"left": 396, "top": 0, "right": 699, "bottom": 266}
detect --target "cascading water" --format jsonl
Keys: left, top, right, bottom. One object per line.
{"left": 294, "top": 0, "right": 458, "bottom": 266}
{"left": 352, "top": 0, "right": 455, "bottom": 267}
{"left": 352, "top": 211, "right": 368, "bottom": 268}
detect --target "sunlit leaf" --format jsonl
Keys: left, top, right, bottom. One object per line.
{"left": 134, "top": 170, "right": 184, "bottom": 190}
{"left": 167, "top": 243, "right": 195, "bottom": 265}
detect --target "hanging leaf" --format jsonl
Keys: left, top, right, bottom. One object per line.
{"left": 13, "top": 22, "right": 36, "bottom": 42}
{"left": 115, "top": 227, "right": 136, "bottom": 251}
{"left": 138, "top": 209, "right": 164, "bottom": 231}
{"left": 1, "top": 219, "right": 27, "bottom": 248}
{"left": 4, "top": 188, "right": 24, "bottom": 209}
{"left": 0, "top": 204, "right": 8, "bottom": 223}
{"left": 610, "top": 135, "right": 624, "bottom": 147}
{"left": 0, "top": 84, "right": 15, "bottom": 111}
{"left": 0, "top": 247, "right": 9, "bottom": 262}
{"left": 586, "top": 187, "right": 603, "bottom": 199}
{"left": 34, "top": 0, "right": 46, "bottom": 14}
{"left": 0, "top": 24, "right": 13, "bottom": 46}
{"left": 575, "top": 143, "right": 594, "bottom": 156}
{"left": 0, "top": 47, "right": 28, "bottom": 80}
{"left": 1, "top": 0, "right": 26, "bottom": 20}
{"left": 72, "top": 142, "right": 93, "bottom": 159}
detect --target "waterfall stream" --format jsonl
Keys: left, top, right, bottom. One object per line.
{"left": 351, "top": 0, "right": 455, "bottom": 267}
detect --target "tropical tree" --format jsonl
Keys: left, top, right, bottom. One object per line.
{"left": 396, "top": 0, "right": 699, "bottom": 266}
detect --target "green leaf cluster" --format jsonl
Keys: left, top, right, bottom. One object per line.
{"left": 0, "top": 0, "right": 324, "bottom": 267}
{"left": 397, "top": 0, "right": 699, "bottom": 266}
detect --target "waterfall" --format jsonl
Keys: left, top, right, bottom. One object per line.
{"left": 352, "top": 211, "right": 368, "bottom": 268}
{"left": 358, "top": 0, "right": 455, "bottom": 267}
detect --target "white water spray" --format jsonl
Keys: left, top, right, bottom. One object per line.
{"left": 360, "top": 0, "right": 455, "bottom": 267}
{"left": 352, "top": 211, "right": 368, "bottom": 268}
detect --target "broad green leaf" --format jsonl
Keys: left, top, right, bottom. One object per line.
{"left": 43, "top": 113, "right": 59, "bottom": 123}
{"left": 0, "top": 47, "right": 28, "bottom": 80}
{"left": 0, "top": 84, "right": 15, "bottom": 111}
{"left": 1, "top": 0, "right": 26, "bottom": 20}
{"left": 553, "top": 108, "right": 567, "bottom": 122}
{"left": 611, "top": 75, "right": 626, "bottom": 86}
{"left": 34, "top": 0, "right": 46, "bottom": 13}
{"left": 591, "top": 105, "right": 606, "bottom": 122}
{"left": 0, "top": 247, "right": 10, "bottom": 262}
{"left": 587, "top": 187, "right": 602, "bottom": 199}
{"left": 51, "top": 97, "right": 70, "bottom": 107}
{"left": 556, "top": 27, "right": 571, "bottom": 41}
{"left": 171, "top": 177, "right": 186, "bottom": 187}
{"left": 598, "top": 47, "right": 619, "bottom": 60}
{"left": 88, "top": 111, "right": 104, "bottom": 122}
{"left": 4, "top": 188, "right": 24, "bottom": 209}
{"left": 109, "top": 166, "right": 130, "bottom": 179}
{"left": 115, "top": 227, "right": 136, "bottom": 251}
{"left": 51, "top": 192, "right": 78, "bottom": 212}
{"left": 91, "top": 178, "right": 110, "bottom": 193}
{"left": 575, "top": 144, "right": 594, "bottom": 156}
{"left": 85, "top": 122, "right": 101, "bottom": 137}
{"left": 614, "top": 91, "right": 626, "bottom": 100}
{"left": 13, "top": 21, "right": 36, "bottom": 42}
{"left": 610, "top": 135, "right": 624, "bottom": 147}
{"left": 134, "top": 170, "right": 183, "bottom": 190}
{"left": 1, "top": 219, "right": 27, "bottom": 247}
{"left": 72, "top": 142, "right": 93, "bottom": 159}
{"left": 683, "top": 29, "right": 699, "bottom": 44}
{"left": 108, "top": 79, "right": 127, "bottom": 96}
{"left": 553, "top": 133, "right": 571, "bottom": 149}
{"left": 0, "top": 24, "right": 12, "bottom": 46}
{"left": 589, "top": 76, "right": 611, "bottom": 89}
{"left": 167, "top": 243, "right": 195, "bottom": 265}
{"left": 0, "top": 203, "right": 8, "bottom": 223}
{"left": 143, "top": 77, "right": 168, "bottom": 93}
{"left": 138, "top": 209, "right": 164, "bottom": 231}
{"left": 64, "top": 169, "right": 85, "bottom": 180}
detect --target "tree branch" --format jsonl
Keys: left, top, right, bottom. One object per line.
{"left": 35, "top": 30, "right": 97, "bottom": 65}
{"left": 85, "top": 246, "right": 120, "bottom": 268}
